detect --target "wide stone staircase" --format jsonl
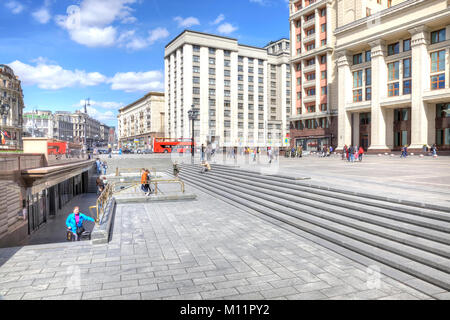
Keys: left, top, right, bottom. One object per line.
{"left": 166, "top": 164, "right": 450, "bottom": 298}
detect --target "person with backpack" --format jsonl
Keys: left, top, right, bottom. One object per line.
{"left": 348, "top": 145, "right": 355, "bottom": 162}
{"left": 66, "top": 206, "right": 95, "bottom": 241}
{"left": 102, "top": 161, "right": 108, "bottom": 175}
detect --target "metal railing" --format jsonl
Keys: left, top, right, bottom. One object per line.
{"left": 114, "top": 179, "right": 185, "bottom": 195}
{"left": 89, "top": 181, "right": 115, "bottom": 224}
{"left": 89, "top": 178, "right": 185, "bottom": 224}
{"left": 115, "top": 167, "right": 157, "bottom": 177}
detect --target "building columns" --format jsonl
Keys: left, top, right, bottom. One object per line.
{"left": 368, "top": 39, "right": 390, "bottom": 151}
{"left": 336, "top": 51, "right": 352, "bottom": 149}
{"left": 409, "top": 26, "right": 432, "bottom": 150}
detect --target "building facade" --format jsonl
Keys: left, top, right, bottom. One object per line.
{"left": 335, "top": 0, "right": 450, "bottom": 152}
{"left": 53, "top": 111, "right": 74, "bottom": 142}
{"left": 164, "top": 30, "right": 291, "bottom": 148}
{"left": 23, "top": 110, "right": 54, "bottom": 139}
{"left": 71, "top": 111, "right": 101, "bottom": 148}
{"left": 117, "top": 92, "right": 165, "bottom": 148}
{"left": 0, "top": 64, "right": 24, "bottom": 150}
{"left": 288, "top": 0, "right": 338, "bottom": 152}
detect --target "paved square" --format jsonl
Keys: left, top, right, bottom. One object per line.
{"left": 0, "top": 186, "right": 434, "bottom": 300}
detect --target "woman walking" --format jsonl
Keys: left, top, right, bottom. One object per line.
{"left": 358, "top": 146, "right": 364, "bottom": 162}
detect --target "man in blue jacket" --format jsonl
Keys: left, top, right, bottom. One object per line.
{"left": 66, "top": 206, "right": 95, "bottom": 241}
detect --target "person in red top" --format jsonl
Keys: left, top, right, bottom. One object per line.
{"left": 358, "top": 146, "right": 364, "bottom": 162}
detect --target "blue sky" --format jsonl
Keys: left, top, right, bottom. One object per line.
{"left": 1, "top": 0, "right": 289, "bottom": 127}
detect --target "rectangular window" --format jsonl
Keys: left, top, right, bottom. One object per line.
{"left": 209, "top": 68, "right": 215, "bottom": 75}
{"left": 403, "top": 39, "right": 411, "bottom": 52}
{"left": 365, "top": 51, "right": 371, "bottom": 62}
{"left": 306, "top": 28, "right": 315, "bottom": 36}
{"left": 193, "top": 66, "right": 200, "bottom": 73}
{"left": 209, "top": 78, "right": 215, "bottom": 85}
{"left": 431, "top": 28, "right": 446, "bottom": 44}
{"left": 431, "top": 50, "right": 446, "bottom": 73}
{"left": 366, "top": 87, "right": 372, "bottom": 101}
{"left": 307, "top": 105, "right": 315, "bottom": 113}
{"left": 321, "top": 39, "right": 326, "bottom": 46}
{"left": 306, "top": 42, "right": 315, "bottom": 51}
{"left": 387, "top": 42, "right": 399, "bottom": 56}
{"left": 321, "top": 24, "right": 326, "bottom": 32}
{"left": 193, "top": 76, "right": 200, "bottom": 84}
{"left": 353, "top": 70, "right": 363, "bottom": 88}
{"left": 388, "top": 82, "right": 399, "bottom": 96}
{"left": 431, "top": 74, "right": 445, "bottom": 90}
{"left": 353, "top": 53, "right": 363, "bottom": 65}
{"left": 224, "top": 60, "right": 230, "bottom": 67}
{"left": 209, "top": 58, "right": 215, "bottom": 65}
{"left": 321, "top": 86, "right": 327, "bottom": 95}
{"left": 365, "top": 68, "right": 372, "bottom": 86}
{"left": 306, "top": 88, "right": 316, "bottom": 96}
{"left": 320, "top": 8, "right": 326, "bottom": 16}
{"left": 209, "top": 48, "right": 216, "bottom": 54}
{"left": 193, "top": 55, "right": 200, "bottom": 63}
{"left": 403, "top": 58, "right": 411, "bottom": 78}
{"left": 403, "top": 80, "right": 411, "bottom": 95}
{"left": 320, "top": 55, "right": 326, "bottom": 64}
{"left": 321, "top": 71, "right": 326, "bottom": 80}
{"left": 353, "top": 89, "right": 362, "bottom": 102}
{"left": 388, "top": 62, "right": 399, "bottom": 81}
{"left": 306, "top": 73, "right": 315, "bottom": 81}
{"left": 436, "top": 103, "right": 450, "bottom": 118}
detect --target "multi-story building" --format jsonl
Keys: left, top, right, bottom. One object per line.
{"left": 164, "top": 30, "right": 291, "bottom": 148}
{"left": 335, "top": 0, "right": 450, "bottom": 152}
{"left": 71, "top": 111, "right": 101, "bottom": 147}
{"left": 53, "top": 111, "right": 74, "bottom": 142}
{"left": 99, "top": 123, "right": 110, "bottom": 146}
{"left": 23, "top": 110, "right": 54, "bottom": 139}
{"left": 288, "top": 0, "right": 338, "bottom": 152}
{"left": 117, "top": 92, "right": 165, "bottom": 148}
{"left": 0, "top": 64, "right": 24, "bottom": 150}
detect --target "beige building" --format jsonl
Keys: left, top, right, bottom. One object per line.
{"left": 289, "top": 0, "right": 339, "bottom": 151}
{"left": 71, "top": 111, "right": 101, "bottom": 148}
{"left": 0, "top": 64, "right": 24, "bottom": 150}
{"left": 334, "top": 0, "right": 450, "bottom": 152}
{"left": 117, "top": 92, "right": 165, "bottom": 148}
{"left": 164, "top": 30, "right": 291, "bottom": 148}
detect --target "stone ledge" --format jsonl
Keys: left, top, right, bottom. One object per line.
{"left": 91, "top": 198, "right": 116, "bottom": 245}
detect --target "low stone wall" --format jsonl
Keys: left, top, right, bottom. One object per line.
{"left": 91, "top": 197, "right": 116, "bottom": 245}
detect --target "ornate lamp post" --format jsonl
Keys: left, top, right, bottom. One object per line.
{"left": 188, "top": 105, "right": 199, "bottom": 164}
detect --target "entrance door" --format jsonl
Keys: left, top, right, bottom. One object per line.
{"left": 360, "top": 135, "right": 369, "bottom": 151}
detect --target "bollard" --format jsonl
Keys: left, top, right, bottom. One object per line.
{"left": 115, "top": 167, "right": 119, "bottom": 176}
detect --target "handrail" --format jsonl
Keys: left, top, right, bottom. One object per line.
{"left": 113, "top": 179, "right": 185, "bottom": 195}
{"left": 90, "top": 178, "right": 185, "bottom": 224}
{"left": 115, "top": 167, "right": 157, "bottom": 177}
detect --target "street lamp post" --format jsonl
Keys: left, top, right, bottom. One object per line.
{"left": 188, "top": 105, "right": 199, "bottom": 164}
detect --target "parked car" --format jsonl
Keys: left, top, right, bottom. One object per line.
{"left": 142, "top": 149, "right": 153, "bottom": 154}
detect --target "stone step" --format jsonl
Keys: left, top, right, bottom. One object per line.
{"left": 173, "top": 169, "right": 450, "bottom": 291}
{"left": 196, "top": 165, "right": 450, "bottom": 221}
{"left": 178, "top": 168, "right": 450, "bottom": 274}
{"left": 180, "top": 166, "right": 450, "bottom": 245}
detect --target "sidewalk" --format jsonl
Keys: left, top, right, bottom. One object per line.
{"left": 22, "top": 193, "right": 98, "bottom": 246}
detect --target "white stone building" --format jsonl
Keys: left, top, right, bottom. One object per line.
{"left": 164, "top": 30, "right": 291, "bottom": 148}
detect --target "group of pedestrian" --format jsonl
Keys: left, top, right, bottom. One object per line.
{"left": 140, "top": 168, "right": 153, "bottom": 196}
{"left": 287, "top": 146, "right": 303, "bottom": 158}
{"left": 95, "top": 158, "right": 108, "bottom": 175}
{"left": 320, "top": 146, "right": 333, "bottom": 158}
{"left": 342, "top": 145, "right": 364, "bottom": 162}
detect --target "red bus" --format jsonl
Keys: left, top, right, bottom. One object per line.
{"left": 48, "top": 141, "right": 68, "bottom": 155}
{"left": 153, "top": 138, "right": 195, "bottom": 154}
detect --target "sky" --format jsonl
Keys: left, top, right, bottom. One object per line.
{"left": 1, "top": 0, "right": 290, "bottom": 127}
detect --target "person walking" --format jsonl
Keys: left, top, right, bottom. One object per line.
{"left": 431, "top": 144, "right": 438, "bottom": 157}
{"left": 253, "top": 148, "right": 257, "bottom": 162}
{"left": 201, "top": 144, "right": 206, "bottom": 161}
{"left": 358, "top": 146, "right": 364, "bottom": 162}
{"left": 66, "top": 206, "right": 95, "bottom": 241}
{"left": 96, "top": 177, "right": 104, "bottom": 195}
{"left": 140, "top": 168, "right": 149, "bottom": 194}
{"left": 95, "top": 158, "right": 102, "bottom": 175}
{"left": 343, "top": 145, "right": 348, "bottom": 161}
{"left": 268, "top": 147, "right": 273, "bottom": 164}
{"left": 173, "top": 162, "right": 180, "bottom": 178}
{"left": 349, "top": 145, "right": 355, "bottom": 162}
{"left": 102, "top": 161, "right": 108, "bottom": 175}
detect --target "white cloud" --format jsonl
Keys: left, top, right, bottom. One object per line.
{"left": 55, "top": 0, "right": 138, "bottom": 48}
{"left": 108, "top": 70, "right": 164, "bottom": 93}
{"left": 118, "top": 27, "right": 169, "bottom": 51}
{"left": 8, "top": 59, "right": 107, "bottom": 90}
{"left": 32, "top": 8, "right": 51, "bottom": 24}
{"left": 148, "top": 27, "right": 170, "bottom": 44}
{"left": 82, "top": 106, "right": 117, "bottom": 122}
{"left": 211, "top": 14, "right": 225, "bottom": 25}
{"left": 174, "top": 16, "right": 200, "bottom": 28}
{"left": 5, "top": 1, "right": 25, "bottom": 14}
{"left": 76, "top": 100, "right": 124, "bottom": 110}
{"left": 217, "top": 23, "right": 238, "bottom": 35}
